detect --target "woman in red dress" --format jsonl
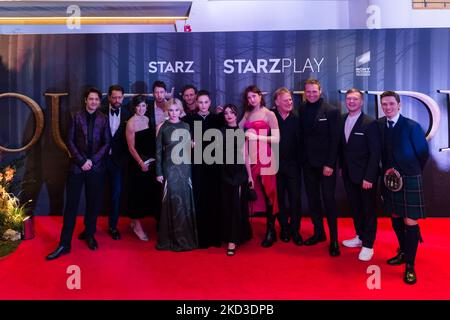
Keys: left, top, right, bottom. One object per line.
{"left": 239, "top": 85, "right": 280, "bottom": 247}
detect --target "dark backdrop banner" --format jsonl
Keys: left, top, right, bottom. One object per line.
{"left": 0, "top": 28, "right": 449, "bottom": 216}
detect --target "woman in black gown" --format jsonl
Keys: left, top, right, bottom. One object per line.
{"left": 183, "top": 90, "right": 224, "bottom": 248}
{"left": 126, "top": 95, "right": 156, "bottom": 241}
{"left": 155, "top": 98, "right": 198, "bottom": 251}
{"left": 220, "top": 104, "right": 253, "bottom": 256}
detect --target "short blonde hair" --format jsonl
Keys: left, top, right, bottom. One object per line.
{"left": 164, "top": 98, "right": 183, "bottom": 111}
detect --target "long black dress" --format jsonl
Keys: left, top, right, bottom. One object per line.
{"left": 128, "top": 127, "right": 156, "bottom": 219}
{"left": 220, "top": 125, "right": 252, "bottom": 245}
{"left": 155, "top": 120, "right": 198, "bottom": 251}
{"left": 183, "top": 112, "right": 224, "bottom": 248}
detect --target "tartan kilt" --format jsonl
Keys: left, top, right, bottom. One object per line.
{"left": 382, "top": 174, "right": 426, "bottom": 219}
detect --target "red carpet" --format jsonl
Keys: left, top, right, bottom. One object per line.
{"left": 1, "top": 216, "right": 449, "bottom": 300}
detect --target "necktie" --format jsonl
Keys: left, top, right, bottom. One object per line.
{"left": 388, "top": 120, "right": 394, "bottom": 129}
{"left": 111, "top": 108, "right": 119, "bottom": 117}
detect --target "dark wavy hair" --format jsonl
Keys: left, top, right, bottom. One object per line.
{"left": 152, "top": 80, "right": 166, "bottom": 92}
{"left": 243, "top": 85, "right": 265, "bottom": 112}
{"left": 223, "top": 103, "right": 238, "bottom": 116}
{"left": 84, "top": 87, "right": 102, "bottom": 100}
{"left": 131, "top": 94, "right": 147, "bottom": 112}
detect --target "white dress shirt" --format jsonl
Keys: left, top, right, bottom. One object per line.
{"left": 154, "top": 102, "right": 167, "bottom": 127}
{"left": 386, "top": 113, "right": 400, "bottom": 128}
{"left": 344, "top": 111, "right": 361, "bottom": 143}
{"left": 109, "top": 106, "right": 121, "bottom": 137}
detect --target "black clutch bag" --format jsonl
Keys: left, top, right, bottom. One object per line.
{"left": 245, "top": 183, "right": 258, "bottom": 202}
{"left": 140, "top": 155, "right": 155, "bottom": 166}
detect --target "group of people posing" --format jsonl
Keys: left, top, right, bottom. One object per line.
{"left": 46, "top": 79, "right": 429, "bottom": 285}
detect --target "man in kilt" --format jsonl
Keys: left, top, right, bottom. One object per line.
{"left": 378, "top": 91, "right": 429, "bottom": 285}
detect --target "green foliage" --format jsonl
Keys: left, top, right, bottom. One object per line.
{"left": 0, "top": 163, "right": 30, "bottom": 252}
{"left": 0, "top": 156, "right": 27, "bottom": 257}
{"left": 0, "top": 239, "right": 21, "bottom": 258}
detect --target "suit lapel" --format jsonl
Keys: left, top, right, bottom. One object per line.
{"left": 342, "top": 113, "right": 349, "bottom": 145}
{"left": 93, "top": 111, "right": 100, "bottom": 147}
{"left": 313, "top": 103, "right": 326, "bottom": 130}
{"left": 347, "top": 113, "right": 364, "bottom": 145}
{"left": 110, "top": 107, "right": 123, "bottom": 140}
{"left": 393, "top": 114, "right": 405, "bottom": 147}
{"left": 120, "top": 108, "right": 127, "bottom": 124}
{"left": 109, "top": 106, "right": 126, "bottom": 140}
{"left": 102, "top": 105, "right": 112, "bottom": 129}
{"left": 148, "top": 103, "right": 156, "bottom": 130}
{"left": 79, "top": 111, "right": 88, "bottom": 144}
{"left": 379, "top": 116, "right": 386, "bottom": 143}
{"left": 107, "top": 107, "right": 115, "bottom": 137}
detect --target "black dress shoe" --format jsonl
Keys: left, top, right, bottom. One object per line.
{"left": 261, "top": 220, "right": 277, "bottom": 248}
{"left": 304, "top": 233, "right": 326, "bottom": 246}
{"left": 46, "top": 245, "right": 71, "bottom": 260}
{"left": 78, "top": 229, "right": 88, "bottom": 240}
{"left": 108, "top": 228, "right": 121, "bottom": 240}
{"left": 86, "top": 236, "right": 98, "bottom": 250}
{"left": 404, "top": 264, "right": 417, "bottom": 285}
{"left": 280, "top": 229, "right": 291, "bottom": 243}
{"left": 329, "top": 241, "right": 341, "bottom": 257}
{"left": 261, "top": 233, "right": 277, "bottom": 248}
{"left": 292, "top": 233, "right": 304, "bottom": 246}
{"left": 387, "top": 252, "right": 406, "bottom": 265}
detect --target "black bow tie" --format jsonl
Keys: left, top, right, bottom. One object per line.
{"left": 110, "top": 109, "right": 120, "bottom": 116}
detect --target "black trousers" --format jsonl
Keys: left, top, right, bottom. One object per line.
{"left": 302, "top": 162, "right": 338, "bottom": 241}
{"left": 276, "top": 165, "right": 302, "bottom": 234}
{"left": 342, "top": 172, "right": 377, "bottom": 248}
{"left": 106, "top": 155, "right": 124, "bottom": 229}
{"left": 59, "top": 170, "right": 105, "bottom": 247}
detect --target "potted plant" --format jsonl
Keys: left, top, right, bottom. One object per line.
{"left": 0, "top": 165, "right": 31, "bottom": 257}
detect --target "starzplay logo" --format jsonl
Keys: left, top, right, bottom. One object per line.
{"left": 223, "top": 58, "right": 325, "bottom": 74}
{"left": 356, "top": 51, "right": 371, "bottom": 77}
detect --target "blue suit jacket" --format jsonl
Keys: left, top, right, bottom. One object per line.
{"left": 378, "top": 114, "right": 429, "bottom": 175}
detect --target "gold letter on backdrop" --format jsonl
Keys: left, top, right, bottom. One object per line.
{"left": 45, "top": 93, "right": 70, "bottom": 156}
{"left": 0, "top": 93, "right": 44, "bottom": 153}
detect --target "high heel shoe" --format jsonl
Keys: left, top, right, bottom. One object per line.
{"left": 226, "top": 244, "right": 236, "bottom": 256}
{"left": 130, "top": 221, "right": 149, "bottom": 241}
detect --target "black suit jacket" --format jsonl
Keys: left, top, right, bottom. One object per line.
{"left": 377, "top": 115, "right": 429, "bottom": 175}
{"left": 299, "top": 98, "right": 340, "bottom": 168}
{"left": 100, "top": 104, "right": 131, "bottom": 167}
{"left": 274, "top": 109, "right": 303, "bottom": 175}
{"left": 339, "top": 113, "right": 381, "bottom": 184}
{"left": 144, "top": 99, "right": 157, "bottom": 131}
